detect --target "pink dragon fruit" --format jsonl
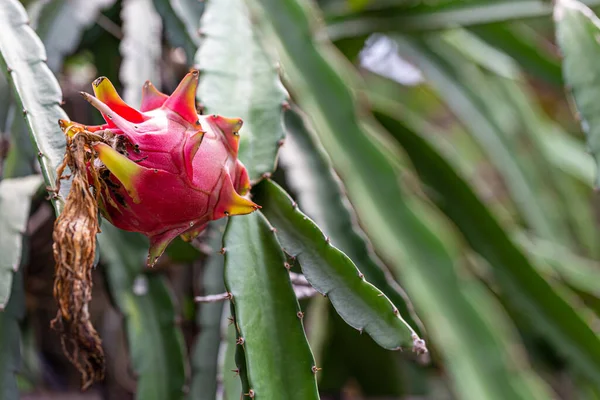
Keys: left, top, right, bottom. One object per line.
{"left": 60, "top": 70, "right": 258, "bottom": 266}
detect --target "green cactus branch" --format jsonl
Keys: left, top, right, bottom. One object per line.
{"left": 151, "top": 0, "right": 199, "bottom": 62}
{"left": 555, "top": 0, "right": 600, "bottom": 189}
{"left": 120, "top": 0, "right": 162, "bottom": 107}
{"left": 0, "top": 272, "right": 24, "bottom": 400}
{"left": 32, "top": 0, "right": 117, "bottom": 73}
{"left": 372, "top": 97, "right": 600, "bottom": 386}
{"left": 0, "top": 176, "right": 42, "bottom": 399}
{"left": 255, "top": 179, "right": 424, "bottom": 351}
{"left": 98, "top": 224, "right": 188, "bottom": 400}
{"left": 393, "top": 36, "right": 565, "bottom": 244}
{"left": 189, "top": 221, "right": 227, "bottom": 400}
{"left": 280, "top": 108, "right": 424, "bottom": 336}
{"left": 222, "top": 212, "right": 320, "bottom": 400}
{"left": 0, "top": 0, "right": 69, "bottom": 215}
{"left": 241, "top": 0, "right": 557, "bottom": 397}
{"left": 195, "top": 0, "right": 287, "bottom": 182}
{"left": 0, "top": 175, "right": 43, "bottom": 308}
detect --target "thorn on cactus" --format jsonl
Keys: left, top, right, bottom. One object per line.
{"left": 220, "top": 248, "right": 227, "bottom": 255}
{"left": 246, "top": 389, "right": 255, "bottom": 398}
{"left": 297, "top": 311, "right": 304, "bottom": 319}
{"left": 236, "top": 337, "right": 245, "bottom": 345}
{"left": 232, "top": 368, "right": 240, "bottom": 377}
{"left": 412, "top": 335, "right": 428, "bottom": 354}
{"left": 311, "top": 366, "right": 322, "bottom": 374}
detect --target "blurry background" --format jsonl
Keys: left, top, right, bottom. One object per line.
{"left": 3, "top": 0, "right": 600, "bottom": 399}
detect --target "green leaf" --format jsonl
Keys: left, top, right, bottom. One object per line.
{"left": 0, "top": 0, "right": 69, "bottom": 215}
{"left": 223, "top": 212, "right": 320, "bottom": 400}
{"left": 152, "top": 0, "right": 199, "bottom": 63}
{"left": 31, "top": 0, "right": 116, "bottom": 73}
{"left": 195, "top": 0, "right": 286, "bottom": 182}
{"left": 555, "top": 0, "right": 600, "bottom": 188}
{"left": 244, "top": 0, "right": 552, "bottom": 398}
{"left": 189, "top": 221, "right": 227, "bottom": 400}
{"left": 98, "top": 223, "right": 187, "bottom": 400}
{"left": 255, "top": 179, "right": 421, "bottom": 350}
{"left": 0, "top": 175, "right": 42, "bottom": 308}
{"left": 0, "top": 271, "right": 24, "bottom": 400}
{"left": 280, "top": 108, "right": 423, "bottom": 335}
{"left": 325, "top": 0, "right": 600, "bottom": 40}
{"left": 371, "top": 102, "right": 600, "bottom": 387}
{"left": 120, "top": 0, "right": 162, "bottom": 107}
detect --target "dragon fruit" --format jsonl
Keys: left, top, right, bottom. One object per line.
{"left": 59, "top": 70, "right": 258, "bottom": 266}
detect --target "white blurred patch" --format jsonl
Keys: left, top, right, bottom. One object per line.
{"left": 132, "top": 275, "right": 149, "bottom": 296}
{"left": 359, "top": 34, "right": 423, "bottom": 86}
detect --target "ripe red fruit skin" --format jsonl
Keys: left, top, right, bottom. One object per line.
{"left": 62, "top": 70, "right": 257, "bottom": 266}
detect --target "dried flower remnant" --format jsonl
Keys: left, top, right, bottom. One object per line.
{"left": 52, "top": 126, "right": 105, "bottom": 390}
{"left": 52, "top": 70, "right": 258, "bottom": 388}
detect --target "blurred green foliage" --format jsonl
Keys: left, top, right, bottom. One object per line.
{"left": 2, "top": 0, "right": 600, "bottom": 398}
